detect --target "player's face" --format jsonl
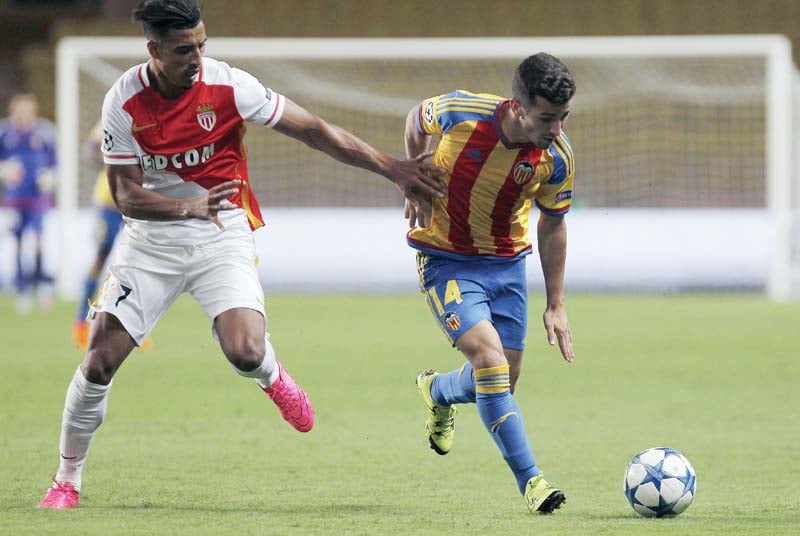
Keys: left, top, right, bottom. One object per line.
{"left": 9, "top": 96, "right": 38, "bottom": 130}
{"left": 150, "top": 22, "right": 207, "bottom": 94}
{"left": 512, "top": 96, "right": 571, "bottom": 149}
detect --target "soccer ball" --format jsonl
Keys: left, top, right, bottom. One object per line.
{"left": 623, "top": 447, "right": 697, "bottom": 517}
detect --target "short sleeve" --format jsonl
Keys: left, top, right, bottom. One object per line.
{"left": 101, "top": 87, "right": 138, "bottom": 166}
{"left": 417, "top": 91, "right": 501, "bottom": 137}
{"left": 535, "top": 134, "right": 575, "bottom": 217}
{"left": 232, "top": 67, "right": 285, "bottom": 128}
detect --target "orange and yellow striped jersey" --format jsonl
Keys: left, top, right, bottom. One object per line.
{"left": 407, "top": 90, "right": 575, "bottom": 259}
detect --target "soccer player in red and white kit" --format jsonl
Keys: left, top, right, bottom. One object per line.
{"left": 38, "top": 0, "right": 445, "bottom": 509}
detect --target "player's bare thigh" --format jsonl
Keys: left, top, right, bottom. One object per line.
{"left": 214, "top": 307, "right": 266, "bottom": 371}
{"left": 455, "top": 319, "right": 507, "bottom": 370}
{"left": 81, "top": 312, "right": 137, "bottom": 385}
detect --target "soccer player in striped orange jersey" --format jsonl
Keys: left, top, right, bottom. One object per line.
{"left": 37, "top": 0, "right": 445, "bottom": 510}
{"left": 407, "top": 53, "right": 576, "bottom": 514}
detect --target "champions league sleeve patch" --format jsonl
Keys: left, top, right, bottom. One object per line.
{"left": 424, "top": 100, "right": 435, "bottom": 125}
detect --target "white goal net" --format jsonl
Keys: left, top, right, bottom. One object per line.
{"left": 56, "top": 36, "right": 799, "bottom": 298}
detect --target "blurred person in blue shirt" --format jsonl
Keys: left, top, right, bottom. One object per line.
{"left": 0, "top": 93, "right": 58, "bottom": 312}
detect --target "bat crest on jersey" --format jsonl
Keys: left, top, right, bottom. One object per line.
{"left": 513, "top": 160, "right": 535, "bottom": 185}
{"left": 196, "top": 103, "right": 216, "bottom": 132}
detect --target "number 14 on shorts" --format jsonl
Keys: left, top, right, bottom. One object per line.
{"left": 427, "top": 280, "right": 463, "bottom": 315}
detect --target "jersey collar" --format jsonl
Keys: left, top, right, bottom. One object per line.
{"left": 137, "top": 61, "right": 204, "bottom": 96}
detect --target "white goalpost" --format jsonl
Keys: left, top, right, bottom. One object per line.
{"left": 55, "top": 36, "right": 798, "bottom": 299}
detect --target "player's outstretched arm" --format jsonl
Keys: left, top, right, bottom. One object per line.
{"left": 272, "top": 98, "right": 446, "bottom": 201}
{"left": 107, "top": 163, "right": 240, "bottom": 229}
{"left": 538, "top": 212, "right": 574, "bottom": 362}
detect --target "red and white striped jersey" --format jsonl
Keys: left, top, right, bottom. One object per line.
{"left": 101, "top": 56, "right": 285, "bottom": 244}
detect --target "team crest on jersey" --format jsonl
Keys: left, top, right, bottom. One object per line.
{"left": 513, "top": 161, "right": 536, "bottom": 185}
{"left": 444, "top": 312, "right": 461, "bottom": 331}
{"left": 196, "top": 103, "right": 216, "bottom": 132}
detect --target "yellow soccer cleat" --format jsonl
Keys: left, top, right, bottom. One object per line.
{"left": 415, "top": 369, "right": 457, "bottom": 455}
{"left": 525, "top": 475, "right": 566, "bottom": 514}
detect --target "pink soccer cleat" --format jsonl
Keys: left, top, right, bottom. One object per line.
{"left": 37, "top": 479, "right": 79, "bottom": 509}
{"left": 262, "top": 361, "right": 315, "bottom": 432}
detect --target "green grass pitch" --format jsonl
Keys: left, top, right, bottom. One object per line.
{"left": 1, "top": 293, "right": 798, "bottom": 535}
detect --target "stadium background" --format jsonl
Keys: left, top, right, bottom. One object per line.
{"left": 6, "top": 0, "right": 800, "bottom": 120}
{"left": 1, "top": 0, "right": 800, "bottom": 294}
{"left": 1, "top": 3, "right": 799, "bottom": 534}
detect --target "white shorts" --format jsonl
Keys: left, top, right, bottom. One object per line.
{"left": 91, "top": 221, "right": 265, "bottom": 345}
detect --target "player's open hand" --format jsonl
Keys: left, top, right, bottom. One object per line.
{"left": 189, "top": 179, "right": 241, "bottom": 229}
{"left": 404, "top": 193, "right": 433, "bottom": 229}
{"left": 390, "top": 152, "right": 447, "bottom": 200}
{"left": 543, "top": 304, "right": 574, "bottom": 362}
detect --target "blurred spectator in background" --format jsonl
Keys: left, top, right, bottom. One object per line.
{"left": 0, "top": 93, "right": 58, "bottom": 313}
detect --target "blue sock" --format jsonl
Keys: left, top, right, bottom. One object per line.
{"left": 475, "top": 365, "right": 540, "bottom": 494}
{"left": 431, "top": 362, "right": 476, "bottom": 405}
{"left": 76, "top": 277, "right": 96, "bottom": 320}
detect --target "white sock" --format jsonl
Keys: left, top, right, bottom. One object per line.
{"left": 55, "top": 367, "right": 112, "bottom": 492}
{"left": 232, "top": 334, "right": 279, "bottom": 387}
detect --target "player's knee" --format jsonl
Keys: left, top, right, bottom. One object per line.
{"left": 461, "top": 345, "right": 506, "bottom": 370}
{"left": 81, "top": 352, "right": 118, "bottom": 385}
{"left": 223, "top": 335, "right": 265, "bottom": 373}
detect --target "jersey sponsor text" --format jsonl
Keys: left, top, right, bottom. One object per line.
{"left": 139, "top": 143, "right": 215, "bottom": 171}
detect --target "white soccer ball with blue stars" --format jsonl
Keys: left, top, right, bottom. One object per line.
{"left": 623, "top": 446, "right": 697, "bottom": 517}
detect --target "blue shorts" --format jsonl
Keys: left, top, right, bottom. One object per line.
{"left": 97, "top": 207, "right": 123, "bottom": 254}
{"left": 416, "top": 252, "right": 528, "bottom": 351}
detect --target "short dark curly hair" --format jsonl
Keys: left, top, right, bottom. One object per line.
{"left": 512, "top": 53, "right": 576, "bottom": 106}
{"left": 132, "top": 0, "right": 202, "bottom": 39}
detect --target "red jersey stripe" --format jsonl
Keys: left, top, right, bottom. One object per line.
{"left": 491, "top": 148, "right": 543, "bottom": 255}
{"left": 263, "top": 94, "right": 283, "bottom": 126}
{"left": 446, "top": 121, "right": 499, "bottom": 254}
{"left": 136, "top": 65, "right": 147, "bottom": 88}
